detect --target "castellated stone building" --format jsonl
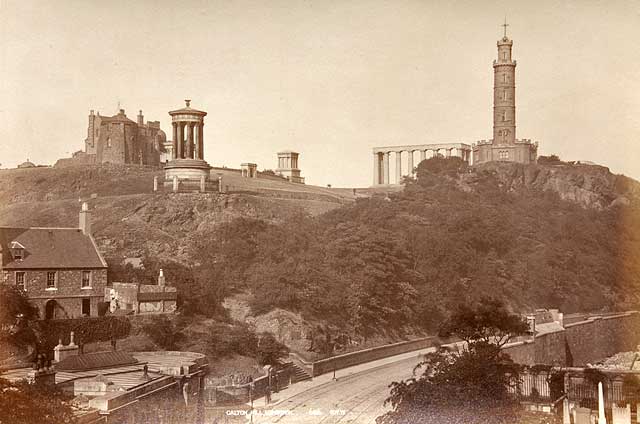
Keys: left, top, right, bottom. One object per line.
{"left": 64, "top": 108, "right": 166, "bottom": 167}
{"left": 472, "top": 30, "right": 538, "bottom": 164}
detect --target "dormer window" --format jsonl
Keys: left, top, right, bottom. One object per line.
{"left": 9, "top": 241, "right": 25, "bottom": 261}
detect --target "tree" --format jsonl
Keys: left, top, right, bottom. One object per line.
{"left": 0, "top": 377, "right": 76, "bottom": 424}
{"left": 378, "top": 299, "right": 530, "bottom": 424}
{"left": 0, "top": 285, "right": 38, "bottom": 349}
{"left": 255, "top": 333, "right": 289, "bottom": 366}
{"left": 438, "top": 297, "right": 530, "bottom": 348}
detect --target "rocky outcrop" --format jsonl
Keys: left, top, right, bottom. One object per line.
{"left": 464, "top": 162, "right": 640, "bottom": 210}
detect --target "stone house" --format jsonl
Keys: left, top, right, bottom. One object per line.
{"left": 0, "top": 203, "right": 108, "bottom": 319}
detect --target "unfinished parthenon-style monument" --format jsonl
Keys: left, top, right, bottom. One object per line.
{"left": 372, "top": 143, "right": 471, "bottom": 185}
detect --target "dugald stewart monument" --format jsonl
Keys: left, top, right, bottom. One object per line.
{"left": 1, "top": 2, "right": 640, "bottom": 423}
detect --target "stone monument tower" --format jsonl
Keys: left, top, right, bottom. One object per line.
{"left": 472, "top": 22, "right": 538, "bottom": 164}
{"left": 493, "top": 26, "right": 516, "bottom": 146}
{"left": 164, "top": 100, "right": 214, "bottom": 191}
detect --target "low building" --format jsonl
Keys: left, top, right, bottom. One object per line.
{"left": 1, "top": 334, "right": 208, "bottom": 423}
{"left": 17, "top": 159, "right": 36, "bottom": 169}
{"left": 0, "top": 203, "right": 107, "bottom": 319}
{"left": 240, "top": 163, "right": 258, "bottom": 178}
{"left": 275, "top": 151, "right": 304, "bottom": 184}
{"left": 106, "top": 269, "right": 177, "bottom": 315}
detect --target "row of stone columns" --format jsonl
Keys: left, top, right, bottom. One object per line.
{"left": 172, "top": 122, "right": 204, "bottom": 160}
{"left": 278, "top": 156, "right": 298, "bottom": 169}
{"left": 373, "top": 148, "right": 471, "bottom": 185}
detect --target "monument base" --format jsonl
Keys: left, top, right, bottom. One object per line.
{"left": 164, "top": 158, "right": 211, "bottom": 181}
{"left": 163, "top": 159, "right": 218, "bottom": 192}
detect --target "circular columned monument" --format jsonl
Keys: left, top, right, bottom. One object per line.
{"left": 164, "top": 100, "right": 212, "bottom": 190}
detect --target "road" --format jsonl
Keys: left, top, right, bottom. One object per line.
{"left": 251, "top": 355, "right": 424, "bottom": 424}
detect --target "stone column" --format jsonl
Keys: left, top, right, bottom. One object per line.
{"left": 373, "top": 153, "right": 380, "bottom": 185}
{"left": 172, "top": 123, "right": 178, "bottom": 159}
{"left": 200, "top": 175, "right": 206, "bottom": 192}
{"left": 187, "top": 123, "right": 194, "bottom": 159}
{"left": 383, "top": 152, "right": 390, "bottom": 185}
{"left": 198, "top": 123, "right": 204, "bottom": 160}
{"left": 177, "top": 123, "right": 184, "bottom": 159}
{"left": 153, "top": 176, "right": 158, "bottom": 192}
{"left": 172, "top": 176, "right": 179, "bottom": 192}
{"left": 407, "top": 151, "right": 414, "bottom": 176}
{"left": 420, "top": 150, "right": 426, "bottom": 162}
{"left": 395, "top": 151, "right": 402, "bottom": 183}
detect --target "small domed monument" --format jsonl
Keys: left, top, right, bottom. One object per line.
{"left": 164, "top": 100, "right": 215, "bottom": 191}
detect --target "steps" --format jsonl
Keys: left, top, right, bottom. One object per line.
{"left": 290, "top": 363, "right": 312, "bottom": 383}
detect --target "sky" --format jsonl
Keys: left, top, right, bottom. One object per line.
{"left": 1, "top": 0, "right": 638, "bottom": 187}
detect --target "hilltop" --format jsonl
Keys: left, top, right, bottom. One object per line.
{"left": 0, "top": 164, "right": 355, "bottom": 261}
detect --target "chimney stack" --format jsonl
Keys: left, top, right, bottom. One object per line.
{"left": 137, "top": 110, "right": 144, "bottom": 125}
{"left": 79, "top": 202, "right": 91, "bottom": 236}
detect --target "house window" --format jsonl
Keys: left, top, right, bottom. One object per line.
{"left": 47, "top": 271, "right": 57, "bottom": 288}
{"left": 82, "top": 271, "right": 91, "bottom": 288}
{"left": 16, "top": 272, "right": 25, "bottom": 291}
{"left": 82, "top": 298, "right": 91, "bottom": 316}
{"left": 499, "top": 151, "right": 509, "bottom": 160}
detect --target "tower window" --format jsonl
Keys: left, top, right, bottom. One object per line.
{"left": 502, "top": 111, "right": 507, "bottom": 121}
{"left": 503, "top": 52, "right": 508, "bottom": 60}
{"left": 503, "top": 91, "right": 508, "bottom": 100}
{"left": 107, "top": 137, "right": 111, "bottom": 148}
{"left": 503, "top": 74, "right": 507, "bottom": 83}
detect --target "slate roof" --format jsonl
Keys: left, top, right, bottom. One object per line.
{"left": 0, "top": 227, "right": 107, "bottom": 269}
{"left": 56, "top": 351, "right": 139, "bottom": 372}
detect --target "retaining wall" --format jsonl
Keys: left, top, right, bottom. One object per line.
{"left": 504, "top": 312, "right": 640, "bottom": 367}
{"left": 311, "top": 337, "right": 437, "bottom": 377}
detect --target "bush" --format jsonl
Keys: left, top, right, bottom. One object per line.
{"left": 141, "top": 316, "right": 183, "bottom": 350}
{"left": 255, "top": 333, "right": 289, "bottom": 366}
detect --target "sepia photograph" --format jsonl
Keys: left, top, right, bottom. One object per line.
{"left": 0, "top": 0, "right": 639, "bottom": 423}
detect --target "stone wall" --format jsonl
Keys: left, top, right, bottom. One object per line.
{"left": 503, "top": 312, "right": 640, "bottom": 367}
{"left": 311, "top": 337, "right": 438, "bottom": 377}
{"left": 564, "top": 313, "right": 640, "bottom": 366}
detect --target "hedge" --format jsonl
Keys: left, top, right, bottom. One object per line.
{"left": 34, "top": 316, "right": 131, "bottom": 352}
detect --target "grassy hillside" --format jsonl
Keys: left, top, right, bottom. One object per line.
{"left": 2, "top": 159, "right": 639, "bottom": 347}
{"left": 0, "top": 164, "right": 353, "bottom": 261}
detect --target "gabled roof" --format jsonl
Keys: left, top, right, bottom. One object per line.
{"left": 56, "top": 351, "right": 138, "bottom": 372}
{"left": 9, "top": 241, "right": 25, "bottom": 249}
{"left": 0, "top": 227, "right": 107, "bottom": 269}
